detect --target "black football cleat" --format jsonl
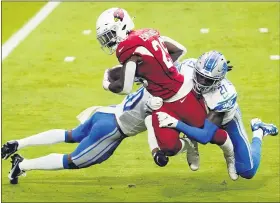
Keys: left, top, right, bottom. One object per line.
{"left": 1, "top": 141, "right": 19, "bottom": 160}
{"left": 8, "top": 154, "right": 26, "bottom": 184}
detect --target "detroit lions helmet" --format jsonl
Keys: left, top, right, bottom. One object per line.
{"left": 193, "top": 50, "right": 228, "bottom": 94}
{"left": 96, "top": 8, "right": 135, "bottom": 55}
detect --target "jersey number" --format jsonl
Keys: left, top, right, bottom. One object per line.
{"left": 123, "top": 87, "right": 145, "bottom": 111}
{"left": 152, "top": 38, "right": 173, "bottom": 69}
{"left": 218, "top": 84, "right": 228, "bottom": 99}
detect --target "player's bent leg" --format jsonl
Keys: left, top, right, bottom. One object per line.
{"left": 237, "top": 116, "right": 278, "bottom": 179}
{"left": 225, "top": 110, "right": 256, "bottom": 179}
{"left": 64, "top": 113, "right": 126, "bottom": 168}
{"left": 152, "top": 107, "right": 181, "bottom": 156}
{"left": 241, "top": 117, "right": 279, "bottom": 179}
{"left": 238, "top": 137, "right": 262, "bottom": 179}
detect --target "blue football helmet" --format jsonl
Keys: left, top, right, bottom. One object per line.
{"left": 193, "top": 50, "right": 228, "bottom": 94}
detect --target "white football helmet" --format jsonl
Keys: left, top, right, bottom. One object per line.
{"left": 96, "top": 8, "right": 135, "bottom": 55}
{"left": 193, "top": 50, "right": 228, "bottom": 94}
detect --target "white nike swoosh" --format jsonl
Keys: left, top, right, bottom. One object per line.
{"left": 180, "top": 96, "right": 187, "bottom": 103}
{"left": 8, "top": 159, "right": 20, "bottom": 180}
{"left": 119, "top": 46, "right": 124, "bottom": 52}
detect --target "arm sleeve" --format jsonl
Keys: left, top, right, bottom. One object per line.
{"left": 145, "top": 115, "right": 160, "bottom": 152}
{"left": 120, "top": 61, "right": 137, "bottom": 95}
{"left": 176, "top": 119, "right": 218, "bottom": 144}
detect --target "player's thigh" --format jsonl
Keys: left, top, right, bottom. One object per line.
{"left": 171, "top": 91, "right": 206, "bottom": 127}
{"left": 70, "top": 112, "right": 112, "bottom": 143}
{"left": 71, "top": 128, "right": 124, "bottom": 168}
{"left": 226, "top": 111, "right": 253, "bottom": 174}
{"left": 152, "top": 106, "right": 181, "bottom": 156}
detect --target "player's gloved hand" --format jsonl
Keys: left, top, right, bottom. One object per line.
{"left": 102, "top": 69, "right": 111, "bottom": 90}
{"left": 145, "top": 97, "right": 163, "bottom": 115}
{"left": 157, "top": 112, "right": 178, "bottom": 128}
{"left": 153, "top": 150, "right": 169, "bottom": 167}
{"left": 227, "top": 60, "right": 233, "bottom": 72}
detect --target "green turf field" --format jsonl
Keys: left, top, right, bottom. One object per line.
{"left": 2, "top": 2, "right": 279, "bottom": 202}
{"left": 1, "top": 2, "right": 46, "bottom": 44}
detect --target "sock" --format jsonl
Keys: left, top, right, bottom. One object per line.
{"left": 219, "top": 135, "right": 234, "bottom": 157}
{"left": 252, "top": 129, "right": 263, "bottom": 141}
{"left": 19, "top": 153, "right": 64, "bottom": 171}
{"left": 17, "top": 129, "right": 66, "bottom": 150}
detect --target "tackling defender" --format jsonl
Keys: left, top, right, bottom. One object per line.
{"left": 1, "top": 86, "right": 152, "bottom": 183}
{"left": 2, "top": 83, "right": 198, "bottom": 183}
{"left": 156, "top": 51, "right": 278, "bottom": 179}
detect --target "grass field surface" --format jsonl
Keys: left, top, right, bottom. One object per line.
{"left": 1, "top": 2, "right": 279, "bottom": 202}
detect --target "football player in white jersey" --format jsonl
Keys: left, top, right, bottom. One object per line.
{"left": 156, "top": 51, "right": 278, "bottom": 179}
{"left": 1, "top": 85, "right": 153, "bottom": 183}
{"left": 3, "top": 81, "right": 197, "bottom": 183}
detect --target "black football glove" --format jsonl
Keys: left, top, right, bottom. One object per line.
{"left": 227, "top": 60, "right": 233, "bottom": 72}
{"left": 153, "top": 150, "right": 169, "bottom": 167}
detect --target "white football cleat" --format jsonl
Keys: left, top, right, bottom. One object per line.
{"left": 183, "top": 136, "right": 200, "bottom": 171}
{"left": 224, "top": 154, "right": 239, "bottom": 181}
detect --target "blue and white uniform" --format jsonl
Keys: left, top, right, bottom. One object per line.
{"left": 63, "top": 87, "right": 151, "bottom": 169}
{"left": 177, "top": 58, "right": 262, "bottom": 178}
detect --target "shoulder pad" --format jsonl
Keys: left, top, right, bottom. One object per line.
{"left": 204, "top": 79, "right": 238, "bottom": 112}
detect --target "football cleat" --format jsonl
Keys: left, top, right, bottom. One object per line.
{"left": 8, "top": 154, "right": 26, "bottom": 183}
{"left": 183, "top": 136, "right": 200, "bottom": 171}
{"left": 251, "top": 118, "right": 278, "bottom": 136}
{"left": 224, "top": 154, "right": 239, "bottom": 181}
{"left": 1, "top": 141, "right": 19, "bottom": 160}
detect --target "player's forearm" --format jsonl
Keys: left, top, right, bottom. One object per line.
{"left": 108, "top": 61, "right": 136, "bottom": 95}
{"left": 162, "top": 36, "right": 187, "bottom": 62}
{"left": 176, "top": 119, "right": 218, "bottom": 144}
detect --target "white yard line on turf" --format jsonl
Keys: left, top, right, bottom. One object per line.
{"left": 1, "top": 2, "right": 61, "bottom": 61}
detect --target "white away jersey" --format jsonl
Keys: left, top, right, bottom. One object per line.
{"left": 114, "top": 86, "right": 152, "bottom": 136}
{"left": 177, "top": 58, "right": 239, "bottom": 126}
{"left": 203, "top": 79, "right": 238, "bottom": 125}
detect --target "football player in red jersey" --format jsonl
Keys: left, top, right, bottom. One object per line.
{"left": 96, "top": 8, "right": 235, "bottom": 177}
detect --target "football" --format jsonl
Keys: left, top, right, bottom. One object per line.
{"left": 108, "top": 65, "right": 122, "bottom": 82}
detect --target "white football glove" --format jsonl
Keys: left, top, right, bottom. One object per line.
{"left": 102, "top": 69, "right": 110, "bottom": 90}
{"left": 146, "top": 97, "right": 163, "bottom": 111}
{"left": 156, "top": 112, "right": 178, "bottom": 128}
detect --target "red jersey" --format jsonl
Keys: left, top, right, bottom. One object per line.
{"left": 116, "top": 28, "right": 184, "bottom": 100}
